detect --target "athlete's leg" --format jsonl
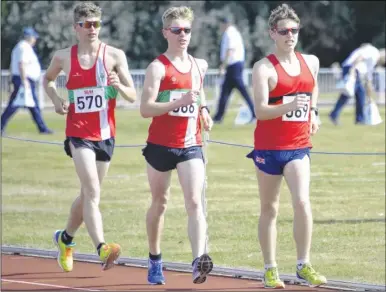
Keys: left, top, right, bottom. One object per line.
{"left": 255, "top": 167, "right": 283, "bottom": 266}
{"left": 176, "top": 158, "right": 206, "bottom": 259}
{"left": 283, "top": 154, "right": 327, "bottom": 286}
{"left": 146, "top": 163, "right": 172, "bottom": 256}
{"left": 177, "top": 157, "right": 212, "bottom": 284}
{"left": 283, "top": 154, "right": 312, "bottom": 263}
{"left": 69, "top": 142, "right": 105, "bottom": 247}
{"left": 146, "top": 162, "right": 172, "bottom": 285}
{"left": 64, "top": 160, "right": 110, "bottom": 237}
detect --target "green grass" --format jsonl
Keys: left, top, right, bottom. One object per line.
{"left": 1, "top": 101, "right": 385, "bottom": 285}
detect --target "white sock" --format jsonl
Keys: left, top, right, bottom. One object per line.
{"left": 297, "top": 260, "right": 309, "bottom": 270}
{"left": 264, "top": 263, "right": 277, "bottom": 270}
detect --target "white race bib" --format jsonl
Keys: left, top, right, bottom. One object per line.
{"left": 74, "top": 87, "right": 106, "bottom": 113}
{"left": 282, "top": 94, "right": 310, "bottom": 122}
{"left": 168, "top": 91, "right": 198, "bottom": 118}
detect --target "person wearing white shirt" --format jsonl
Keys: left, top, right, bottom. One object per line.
{"left": 1, "top": 27, "right": 53, "bottom": 134}
{"left": 329, "top": 43, "right": 385, "bottom": 125}
{"left": 213, "top": 17, "right": 256, "bottom": 123}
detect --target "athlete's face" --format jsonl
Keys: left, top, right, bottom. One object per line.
{"left": 74, "top": 17, "right": 102, "bottom": 43}
{"left": 162, "top": 19, "right": 192, "bottom": 50}
{"left": 270, "top": 19, "right": 300, "bottom": 53}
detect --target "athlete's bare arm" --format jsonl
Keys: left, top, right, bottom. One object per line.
{"left": 43, "top": 48, "right": 70, "bottom": 114}
{"left": 196, "top": 58, "right": 209, "bottom": 107}
{"left": 304, "top": 54, "right": 320, "bottom": 109}
{"left": 140, "top": 60, "right": 197, "bottom": 118}
{"left": 196, "top": 58, "right": 213, "bottom": 131}
{"left": 110, "top": 48, "right": 137, "bottom": 103}
{"left": 252, "top": 58, "right": 300, "bottom": 120}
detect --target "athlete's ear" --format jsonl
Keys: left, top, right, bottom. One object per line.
{"left": 161, "top": 28, "right": 167, "bottom": 39}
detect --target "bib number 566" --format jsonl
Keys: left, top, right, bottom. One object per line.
{"left": 173, "top": 104, "right": 195, "bottom": 115}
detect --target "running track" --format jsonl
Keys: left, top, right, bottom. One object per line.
{"left": 1, "top": 254, "right": 335, "bottom": 291}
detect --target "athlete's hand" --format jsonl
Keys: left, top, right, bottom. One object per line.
{"left": 290, "top": 94, "right": 309, "bottom": 111}
{"left": 178, "top": 90, "right": 199, "bottom": 107}
{"left": 108, "top": 71, "right": 121, "bottom": 89}
{"left": 54, "top": 98, "right": 69, "bottom": 115}
{"left": 201, "top": 108, "right": 213, "bottom": 131}
{"left": 310, "top": 111, "right": 319, "bottom": 135}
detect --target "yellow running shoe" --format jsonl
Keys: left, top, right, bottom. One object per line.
{"left": 263, "top": 267, "right": 285, "bottom": 289}
{"left": 99, "top": 243, "right": 121, "bottom": 271}
{"left": 296, "top": 263, "right": 327, "bottom": 287}
{"left": 52, "top": 230, "right": 75, "bottom": 272}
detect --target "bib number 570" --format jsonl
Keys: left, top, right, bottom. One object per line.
{"left": 77, "top": 95, "right": 103, "bottom": 110}
{"left": 74, "top": 87, "right": 106, "bottom": 113}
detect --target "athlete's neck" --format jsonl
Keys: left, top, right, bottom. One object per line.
{"left": 77, "top": 40, "right": 101, "bottom": 55}
{"left": 274, "top": 49, "right": 297, "bottom": 64}
{"left": 164, "top": 48, "right": 189, "bottom": 62}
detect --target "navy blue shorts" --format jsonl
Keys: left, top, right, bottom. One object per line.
{"left": 64, "top": 137, "right": 115, "bottom": 162}
{"left": 246, "top": 148, "right": 310, "bottom": 175}
{"left": 142, "top": 142, "right": 204, "bottom": 172}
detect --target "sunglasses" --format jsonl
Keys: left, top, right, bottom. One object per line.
{"left": 166, "top": 27, "right": 191, "bottom": 35}
{"left": 77, "top": 20, "right": 103, "bottom": 29}
{"left": 276, "top": 27, "right": 300, "bottom": 36}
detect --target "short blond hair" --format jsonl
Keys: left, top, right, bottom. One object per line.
{"left": 162, "top": 6, "right": 194, "bottom": 28}
{"left": 268, "top": 3, "right": 300, "bottom": 30}
{"left": 73, "top": 2, "right": 102, "bottom": 23}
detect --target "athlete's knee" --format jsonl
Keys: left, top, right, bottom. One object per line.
{"left": 150, "top": 192, "right": 169, "bottom": 215}
{"left": 292, "top": 198, "right": 311, "bottom": 214}
{"left": 260, "top": 201, "right": 279, "bottom": 219}
{"left": 184, "top": 196, "right": 202, "bottom": 217}
{"left": 81, "top": 183, "right": 101, "bottom": 203}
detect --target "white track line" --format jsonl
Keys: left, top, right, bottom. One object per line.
{"left": 1, "top": 279, "right": 102, "bottom": 291}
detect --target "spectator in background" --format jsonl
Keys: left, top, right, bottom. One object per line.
{"left": 1, "top": 27, "right": 53, "bottom": 135}
{"left": 212, "top": 17, "right": 256, "bottom": 124}
{"left": 329, "top": 43, "right": 386, "bottom": 125}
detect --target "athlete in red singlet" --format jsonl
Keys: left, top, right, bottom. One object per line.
{"left": 247, "top": 3, "right": 327, "bottom": 289}
{"left": 43, "top": 2, "right": 136, "bottom": 274}
{"left": 140, "top": 6, "right": 213, "bottom": 286}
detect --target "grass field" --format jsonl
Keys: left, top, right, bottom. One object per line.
{"left": 1, "top": 101, "right": 385, "bottom": 285}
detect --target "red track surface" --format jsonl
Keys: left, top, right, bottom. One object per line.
{"left": 1, "top": 254, "right": 334, "bottom": 291}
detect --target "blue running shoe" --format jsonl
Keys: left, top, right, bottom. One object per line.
{"left": 147, "top": 259, "right": 165, "bottom": 285}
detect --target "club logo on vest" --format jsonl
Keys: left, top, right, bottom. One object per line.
{"left": 171, "top": 76, "right": 177, "bottom": 84}
{"left": 100, "top": 73, "right": 105, "bottom": 83}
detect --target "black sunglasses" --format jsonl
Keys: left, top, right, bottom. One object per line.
{"left": 166, "top": 27, "right": 192, "bottom": 35}
{"left": 276, "top": 27, "right": 300, "bottom": 36}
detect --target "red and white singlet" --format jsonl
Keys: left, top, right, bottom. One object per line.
{"left": 146, "top": 54, "right": 203, "bottom": 148}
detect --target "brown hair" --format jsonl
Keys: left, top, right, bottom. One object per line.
{"left": 268, "top": 3, "right": 300, "bottom": 30}
{"left": 73, "top": 2, "right": 102, "bottom": 23}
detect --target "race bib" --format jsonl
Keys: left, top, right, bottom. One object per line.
{"left": 282, "top": 94, "right": 310, "bottom": 122}
{"left": 74, "top": 87, "right": 106, "bottom": 113}
{"left": 168, "top": 91, "right": 198, "bottom": 118}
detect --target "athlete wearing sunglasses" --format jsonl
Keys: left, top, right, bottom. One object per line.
{"left": 43, "top": 2, "right": 136, "bottom": 275}
{"left": 165, "top": 26, "right": 192, "bottom": 35}
{"left": 77, "top": 20, "right": 103, "bottom": 29}
{"left": 247, "top": 3, "right": 327, "bottom": 289}
{"left": 140, "top": 5, "right": 213, "bottom": 286}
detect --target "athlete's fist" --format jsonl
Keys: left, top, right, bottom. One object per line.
{"left": 291, "top": 94, "right": 309, "bottom": 111}
{"left": 179, "top": 90, "right": 199, "bottom": 107}
{"left": 54, "top": 98, "right": 69, "bottom": 115}
{"left": 108, "top": 71, "right": 121, "bottom": 89}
